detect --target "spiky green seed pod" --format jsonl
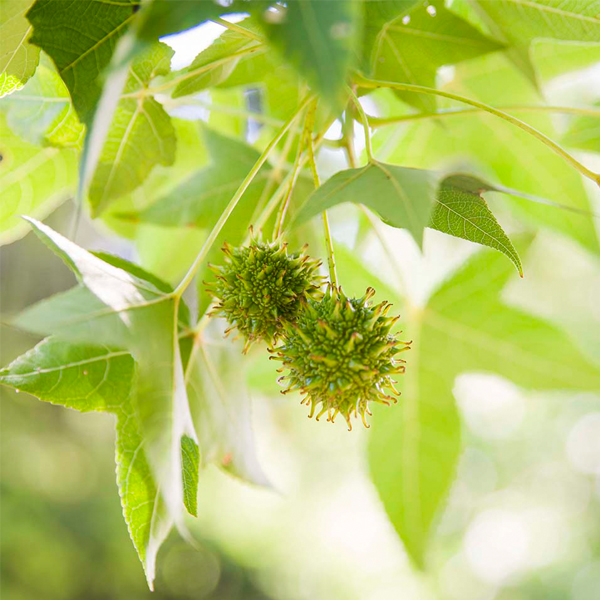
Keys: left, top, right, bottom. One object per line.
{"left": 207, "top": 236, "right": 323, "bottom": 352}
{"left": 272, "top": 286, "right": 410, "bottom": 430}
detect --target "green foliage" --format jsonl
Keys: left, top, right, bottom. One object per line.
{"left": 27, "top": 0, "right": 138, "bottom": 124}
{"left": 88, "top": 42, "right": 176, "bottom": 215}
{"left": 370, "top": 0, "right": 503, "bottom": 111}
{"left": 264, "top": 0, "right": 359, "bottom": 106}
{"left": 2, "top": 0, "right": 600, "bottom": 591}
{"left": 0, "top": 0, "right": 40, "bottom": 97}
{"left": 2, "top": 56, "right": 84, "bottom": 148}
{"left": 0, "top": 112, "right": 77, "bottom": 244}
{"left": 471, "top": 0, "right": 600, "bottom": 83}
{"left": 369, "top": 244, "right": 600, "bottom": 567}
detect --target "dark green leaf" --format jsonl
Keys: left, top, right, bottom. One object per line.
{"left": 431, "top": 175, "right": 522, "bottom": 275}
{"left": 27, "top": 0, "right": 138, "bottom": 124}
{"left": 263, "top": 0, "right": 359, "bottom": 105}
{"left": 181, "top": 434, "right": 200, "bottom": 517}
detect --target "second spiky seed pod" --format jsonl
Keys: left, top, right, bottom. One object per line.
{"left": 272, "top": 286, "right": 411, "bottom": 430}
{"left": 207, "top": 236, "right": 323, "bottom": 352}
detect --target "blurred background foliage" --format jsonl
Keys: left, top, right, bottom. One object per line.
{"left": 2, "top": 1, "right": 600, "bottom": 599}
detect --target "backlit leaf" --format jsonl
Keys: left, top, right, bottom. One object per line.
{"left": 0, "top": 113, "right": 77, "bottom": 245}
{"left": 471, "top": 0, "right": 600, "bottom": 84}
{"left": 2, "top": 57, "right": 84, "bottom": 148}
{"left": 0, "top": 0, "right": 40, "bottom": 97}
{"left": 89, "top": 43, "right": 176, "bottom": 215}
{"left": 23, "top": 218, "right": 197, "bottom": 543}
{"left": 369, "top": 244, "right": 600, "bottom": 567}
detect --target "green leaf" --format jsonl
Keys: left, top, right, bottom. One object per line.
{"left": 263, "top": 0, "right": 359, "bottom": 105}
{"left": 22, "top": 218, "right": 197, "bottom": 537}
{"left": 88, "top": 42, "right": 176, "bottom": 215}
{"left": 0, "top": 112, "right": 77, "bottom": 245}
{"left": 172, "top": 17, "right": 265, "bottom": 99}
{"left": 181, "top": 434, "right": 200, "bottom": 517}
{"left": 369, "top": 243, "right": 600, "bottom": 567}
{"left": 562, "top": 106, "right": 600, "bottom": 153}
{"left": 27, "top": 0, "right": 138, "bottom": 124}
{"left": 0, "top": 0, "right": 40, "bottom": 97}
{"left": 295, "top": 161, "right": 443, "bottom": 247}
{"left": 431, "top": 175, "right": 522, "bottom": 275}
{"left": 471, "top": 0, "right": 600, "bottom": 84}
{"left": 375, "top": 53, "right": 600, "bottom": 254}
{"left": 0, "top": 339, "right": 170, "bottom": 589}
{"left": 2, "top": 57, "right": 84, "bottom": 148}
{"left": 371, "top": 0, "right": 503, "bottom": 112}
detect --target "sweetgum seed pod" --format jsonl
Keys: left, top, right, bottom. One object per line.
{"left": 207, "top": 234, "right": 324, "bottom": 352}
{"left": 275, "top": 286, "right": 411, "bottom": 430}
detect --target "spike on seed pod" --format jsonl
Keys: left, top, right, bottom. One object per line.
{"left": 274, "top": 286, "right": 411, "bottom": 430}
{"left": 208, "top": 232, "right": 324, "bottom": 352}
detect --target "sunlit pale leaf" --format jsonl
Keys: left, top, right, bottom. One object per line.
{"left": 0, "top": 0, "right": 40, "bottom": 97}
{"left": 263, "top": 0, "right": 359, "bottom": 105}
{"left": 0, "top": 113, "right": 77, "bottom": 245}
{"left": 369, "top": 244, "right": 600, "bottom": 567}
{"left": 2, "top": 57, "right": 84, "bottom": 148}
{"left": 371, "top": 0, "right": 503, "bottom": 111}
{"left": 562, "top": 106, "right": 600, "bottom": 153}
{"left": 471, "top": 0, "right": 600, "bottom": 84}
{"left": 27, "top": 0, "right": 138, "bottom": 124}
{"left": 89, "top": 43, "right": 176, "bottom": 216}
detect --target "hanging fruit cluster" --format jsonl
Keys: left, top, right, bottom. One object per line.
{"left": 208, "top": 238, "right": 410, "bottom": 429}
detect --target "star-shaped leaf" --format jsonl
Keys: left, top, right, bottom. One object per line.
{"left": 368, "top": 243, "right": 600, "bottom": 567}
{"left": 19, "top": 218, "right": 198, "bottom": 540}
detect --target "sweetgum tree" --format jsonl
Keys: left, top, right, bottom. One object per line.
{"left": 1, "top": 0, "right": 600, "bottom": 591}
